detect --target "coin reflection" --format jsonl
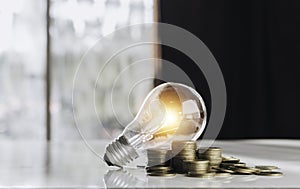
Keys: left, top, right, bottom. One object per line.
{"left": 104, "top": 168, "right": 147, "bottom": 188}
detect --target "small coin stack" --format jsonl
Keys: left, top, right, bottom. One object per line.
{"left": 171, "top": 140, "right": 197, "bottom": 173}
{"left": 185, "top": 160, "right": 216, "bottom": 178}
{"left": 197, "top": 147, "right": 223, "bottom": 170}
{"left": 146, "top": 149, "right": 175, "bottom": 177}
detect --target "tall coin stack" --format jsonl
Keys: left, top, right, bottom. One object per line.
{"left": 197, "top": 147, "right": 223, "bottom": 170}
{"left": 146, "top": 149, "right": 175, "bottom": 177}
{"left": 171, "top": 140, "right": 197, "bottom": 173}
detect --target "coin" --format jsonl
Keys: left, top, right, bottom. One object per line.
{"left": 256, "top": 169, "right": 274, "bottom": 173}
{"left": 176, "top": 156, "right": 196, "bottom": 160}
{"left": 255, "top": 171, "right": 283, "bottom": 176}
{"left": 178, "top": 150, "right": 196, "bottom": 153}
{"left": 146, "top": 149, "right": 173, "bottom": 174}
{"left": 221, "top": 162, "right": 246, "bottom": 167}
{"left": 214, "top": 167, "right": 236, "bottom": 174}
{"left": 198, "top": 147, "right": 221, "bottom": 151}
{"left": 171, "top": 141, "right": 199, "bottom": 173}
{"left": 147, "top": 161, "right": 168, "bottom": 165}
{"left": 147, "top": 170, "right": 172, "bottom": 174}
{"left": 209, "top": 158, "right": 223, "bottom": 163}
{"left": 222, "top": 156, "right": 240, "bottom": 163}
{"left": 255, "top": 165, "right": 279, "bottom": 170}
{"left": 237, "top": 166, "right": 258, "bottom": 171}
{"left": 188, "top": 160, "right": 210, "bottom": 164}
{"left": 233, "top": 172, "right": 252, "bottom": 175}
{"left": 187, "top": 172, "right": 216, "bottom": 178}
{"left": 146, "top": 166, "right": 172, "bottom": 171}
{"left": 197, "top": 147, "right": 223, "bottom": 170}
{"left": 207, "top": 147, "right": 222, "bottom": 151}
{"left": 234, "top": 166, "right": 257, "bottom": 174}
{"left": 185, "top": 160, "right": 210, "bottom": 174}
{"left": 199, "top": 147, "right": 222, "bottom": 156}
{"left": 172, "top": 140, "right": 196, "bottom": 148}
{"left": 177, "top": 154, "right": 196, "bottom": 158}
{"left": 172, "top": 140, "right": 196, "bottom": 144}
{"left": 148, "top": 172, "right": 176, "bottom": 177}
{"left": 215, "top": 172, "right": 231, "bottom": 177}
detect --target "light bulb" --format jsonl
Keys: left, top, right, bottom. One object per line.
{"left": 104, "top": 82, "right": 207, "bottom": 167}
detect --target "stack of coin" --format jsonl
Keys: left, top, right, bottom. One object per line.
{"left": 185, "top": 160, "right": 216, "bottom": 178}
{"left": 146, "top": 165, "right": 176, "bottom": 177}
{"left": 146, "top": 144, "right": 283, "bottom": 178}
{"left": 146, "top": 149, "right": 175, "bottom": 177}
{"left": 147, "top": 149, "right": 171, "bottom": 166}
{"left": 197, "top": 147, "right": 223, "bottom": 169}
{"left": 171, "top": 140, "right": 197, "bottom": 173}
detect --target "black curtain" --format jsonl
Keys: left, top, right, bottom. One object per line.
{"left": 159, "top": 0, "right": 300, "bottom": 139}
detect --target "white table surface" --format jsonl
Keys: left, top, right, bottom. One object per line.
{"left": 0, "top": 139, "right": 300, "bottom": 188}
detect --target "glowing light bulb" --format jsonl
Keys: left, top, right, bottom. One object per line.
{"left": 104, "top": 82, "right": 207, "bottom": 167}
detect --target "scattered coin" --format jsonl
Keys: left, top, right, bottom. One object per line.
{"left": 234, "top": 166, "right": 257, "bottom": 174}
{"left": 213, "top": 167, "right": 236, "bottom": 174}
{"left": 222, "top": 156, "right": 240, "bottom": 163}
{"left": 256, "top": 171, "right": 283, "bottom": 176}
{"left": 221, "top": 162, "right": 246, "bottom": 167}
{"left": 255, "top": 165, "right": 279, "bottom": 170}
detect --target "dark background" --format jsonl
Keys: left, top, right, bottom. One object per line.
{"left": 159, "top": 0, "right": 300, "bottom": 139}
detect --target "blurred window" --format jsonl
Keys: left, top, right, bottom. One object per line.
{"left": 0, "top": 0, "right": 46, "bottom": 139}
{"left": 0, "top": 0, "right": 155, "bottom": 140}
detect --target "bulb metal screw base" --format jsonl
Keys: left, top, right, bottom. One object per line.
{"left": 104, "top": 136, "right": 139, "bottom": 167}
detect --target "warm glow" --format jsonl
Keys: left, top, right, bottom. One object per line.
{"left": 153, "top": 85, "right": 182, "bottom": 136}
{"left": 164, "top": 111, "right": 178, "bottom": 125}
{"left": 153, "top": 110, "right": 180, "bottom": 136}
